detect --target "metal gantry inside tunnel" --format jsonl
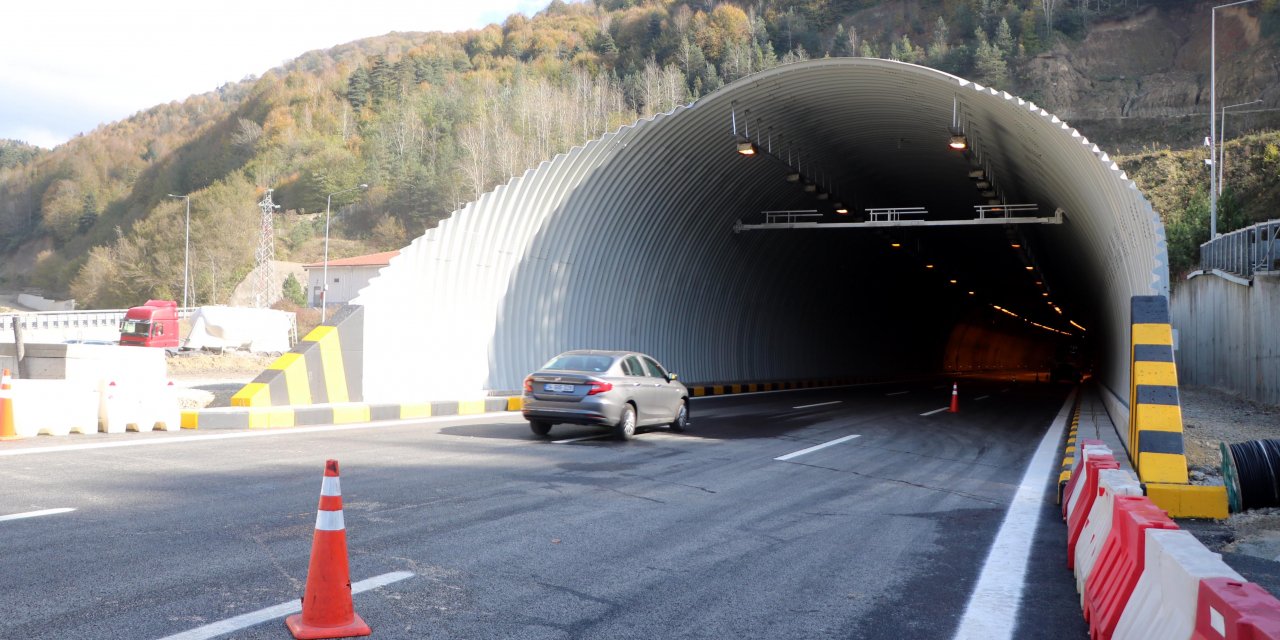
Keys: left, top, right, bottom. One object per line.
{"left": 355, "top": 58, "right": 1168, "bottom": 427}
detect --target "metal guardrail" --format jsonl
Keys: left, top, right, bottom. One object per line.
{"left": 1200, "top": 219, "right": 1280, "bottom": 279}
{"left": 763, "top": 209, "right": 822, "bottom": 224}
{"left": 0, "top": 307, "right": 197, "bottom": 333}
{"left": 867, "top": 207, "right": 927, "bottom": 222}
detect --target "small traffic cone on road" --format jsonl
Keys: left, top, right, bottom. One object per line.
{"left": 948, "top": 382, "right": 959, "bottom": 413}
{"left": 285, "top": 459, "right": 371, "bottom": 640}
{"left": 1, "top": 369, "right": 20, "bottom": 441}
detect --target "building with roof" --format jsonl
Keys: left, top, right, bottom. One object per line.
{"left": 302, "top": 250, "right": 399, "bottom": 308}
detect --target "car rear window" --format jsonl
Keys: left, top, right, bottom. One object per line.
{"left": 544, "top": 354, "right": 614, "bottom": 373}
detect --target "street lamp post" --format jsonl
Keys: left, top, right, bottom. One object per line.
{"left": 167, "top": 194, "right": 191, "bottom": 309}
{"left": 1218, "top": 99, "right": 1262, "bottom": 198}
{"left": 322, "top": 184, "right": 369, "bottom": 323}
{"left": 1210, "top": 0, "right": 1258, "bottom": 238}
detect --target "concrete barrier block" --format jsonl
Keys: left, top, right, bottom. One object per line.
{"left": 10, "top": 379, "right": 97, "bottom": 436}
{"left": 1114, "top": 529, "right": 1243, "bottom": 640}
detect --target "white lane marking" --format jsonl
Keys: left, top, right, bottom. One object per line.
{"left": 951, "top": 390, "right": 1076, "bottom": 640}
{"left": 0, "top": 413, "right": 506, "bottom": 457}
{"left": 157, "top": 570, "right": 414, "bottom": 640}
{"left": 793, "top": 401, "right": 842, "bottom": 409}
{"left": 0, "top": 508, "right": 75, "bottom": 522}
{"left": 920, "top": 407, "right": 950, "bottom": 416}
{"left": 885, "top": 391, "right": 911, "bottom": 396}
{"left": 774, "top": 434, "right": 861, "bottom": 461}
{"left": 552, "top": 433, "right": 611, "bottom": 444}
{"left": 1001, "top": 388, "right": 1011, "bottom": 393}
{"left": 975, "top": 395, "right": 990, "bottom": 401}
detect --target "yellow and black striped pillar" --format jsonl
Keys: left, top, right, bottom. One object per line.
{"left": 231, "top": 305, "right": 364, "bottom": 407}
{"left": 1128, "top": 295, "right": 1188, "bottom": 485}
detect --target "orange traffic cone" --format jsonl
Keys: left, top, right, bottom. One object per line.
{"left": 285, "top": 460, "right": 371, "bottom": 639}
{"left": 1, "top": 369, "right": 20, "bottom": 441}
{"left": 948, "top": 382, "right": 959, "bottom": 413}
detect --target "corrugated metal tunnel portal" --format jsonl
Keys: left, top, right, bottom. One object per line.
{"left": 356, "top": 58, "right": 1168, "bottom": 424}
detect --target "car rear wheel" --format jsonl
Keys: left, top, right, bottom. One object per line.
{"left": 669, "top": 401, "right": 688, "bottom": 433}
{"left": 614, "top": 404, "right": 636, "bottom": 440}
{"left": 529, "top": 421, "right": 552, "bottom": 437}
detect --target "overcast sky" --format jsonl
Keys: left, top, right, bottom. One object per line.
{"left": 2, "top": 0, "right": 553, "bottom": 148}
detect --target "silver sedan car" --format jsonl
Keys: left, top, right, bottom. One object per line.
{"left": 522, "top": 350, "right": 689, "bottom": 440}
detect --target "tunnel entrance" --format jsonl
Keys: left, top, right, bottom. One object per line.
{"left": 355, "top": 58, "right": 1166, "bottom": 429}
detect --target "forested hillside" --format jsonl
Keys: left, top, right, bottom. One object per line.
{"left": 2, "top": 0, "right": 1278, "bottom": 308}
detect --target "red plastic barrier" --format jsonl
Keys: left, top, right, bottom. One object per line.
{"left": 1067, "top": 454, "right": 1120, "bottom": 570}
{"left": 1084, "top": 495, "right": 1178, "bottom": 640}
{"left": 1193, "top": 578, "right": 1280, "bottom": 640}
{"left": 1063, "top": 439, "right": 1109, "bottom": 521}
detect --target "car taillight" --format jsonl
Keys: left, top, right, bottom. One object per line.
{"left": 587, "top": 380, "right": 613, "bottom": 395}
{"left": 523, "top": 376, "right": 533, "bottom": 393}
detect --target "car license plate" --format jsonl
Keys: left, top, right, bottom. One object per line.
{"left": 545, "top": 383, "right": 575, "bottom": 393}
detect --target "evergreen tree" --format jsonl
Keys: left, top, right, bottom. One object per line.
{"left": 282, "top": 273, "right": 306, "bottom": 306}
{"left": 347, "top": 67, "right": 370, "bottom": 110}
{"left": 77, "top": 192, "right": 99, "bottom": 233}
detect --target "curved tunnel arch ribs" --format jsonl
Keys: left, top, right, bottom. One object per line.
{"left": 355, "top": 58, "right": 1166, "bottom": 413}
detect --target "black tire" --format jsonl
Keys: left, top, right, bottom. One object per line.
{"left": 614, "top": 404, "right": 637, "bottom": 440}
{"left": 529, "top": 421, "right": 552, "bottom": 437}
{"left": 669, "top": 400, "right": 688, "bottom": 433}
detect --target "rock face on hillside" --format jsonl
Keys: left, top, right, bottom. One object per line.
{"left": 1020, "top": 4, "right": 1280, "bottom": 152}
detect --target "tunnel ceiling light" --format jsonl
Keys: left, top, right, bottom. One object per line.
{"left": 816, "top": 192, "right": 829, "bottom": 201}
{"left": 1024, "top": 266, "right": 1034, "bottom": 271}
{"left": 1035, "top": 280, "right": 1043, "bottom": 286}
{"left": 834, "top": 203, "right": 848, "bottom": 215}
{"left": 1070, "top": 320, "right": 1087, "bottom": 332}
{"left": 803, "top": 181, "right": 817, "bottom": 192}
{"left": 968, "top": 169, "right": 985, "bottom": 179}
{"left": 948, "top": 94, "right": 967, "bottom": 150}
{"left": 785, "top": 171, "right": 801, "bottom": 182}
{"left": 1054, "top": 306, "right": 1063, "bottom": 314}
{"left": 949, "top": 279, "right": 958, "bottom": 284}
{"left": 736, "top": 138, "right": 757, "bottom": 156}
{"left": 975, "top": 180, "right": 991, "bottom": 189}
{"left": 890, "top": 242, "right": 902, "bottom": 248}
{"left": 968, "top": 291, "right": 976, "bottom": 295}
{"left": 981, "top": 190, "right": 996, "bottom": 198}
{"left": 925, "top": 264, "right": 934, "bottom": 269}
{"left": 1042, "top": 292, "right": 1049, "bottom": 297}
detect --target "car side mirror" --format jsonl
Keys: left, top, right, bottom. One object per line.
{"left": 668, "top": 373, "right": 678, "bottom": 381}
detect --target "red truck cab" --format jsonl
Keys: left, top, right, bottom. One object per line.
{"left": 119, "top": 299, "right": 180, "bottom": 348}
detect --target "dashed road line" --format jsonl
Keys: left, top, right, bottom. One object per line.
{"left": 975, "top": 395, "right": 990, "bottom": 401}
{"left": 0, "top": 508, "right": 76, "bottom": 522}
{"left": 157, "top": 570, "right": 414, "bottom": 640}
{"left": 885, "top": 391, "right": 911, "bottom": 397}
{"left": 774, "top": 434, "right": 861, "bottom": 461}
{"left": 920, "top": 407, "right": 950, "bottom": 416}
{"left": 793, "top": 401, "right": 842, "bottom": 409}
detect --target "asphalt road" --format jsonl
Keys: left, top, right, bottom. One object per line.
{"left": 1, "top": 377, "right": 1089, "bottom": 639}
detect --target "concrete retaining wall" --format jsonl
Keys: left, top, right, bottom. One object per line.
{"left": 1170, "top": 272, "right": 1280, "bottom": 406}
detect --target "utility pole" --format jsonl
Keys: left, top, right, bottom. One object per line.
{"left": 253, "top": 190, "right": 279, "bottom": 308}
{"left": 1210, "top": 0, "right": 1259, "bottom": 238}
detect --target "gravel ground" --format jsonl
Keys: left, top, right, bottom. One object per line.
{"left": 1181, "top": 386, "right": 1280, "bottom": 563}
{"left": 166, "top": 350, "right": 275, "bottom": 408}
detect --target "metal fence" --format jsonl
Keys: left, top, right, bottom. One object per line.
{"left": 1200, "top": 219, "right": 1280, "bottom": 279}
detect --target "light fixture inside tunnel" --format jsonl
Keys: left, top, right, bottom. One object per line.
{"left": 1024, "top": 266, "right": 1034, "bottom": 271}
{"left": 948, "top": 94, "right": 967, "bottom": 150}
{"left": 834, "top": 203, "right": 848, "bottom": 215}
{"left": 1070, "top": 320, "right": 1088, "bottom": 332}
{"left": 736, "top": 138, "right": 757, "bottom": 155}
{"left": 785, "top": 171, "right": 801, "bottom": 182}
